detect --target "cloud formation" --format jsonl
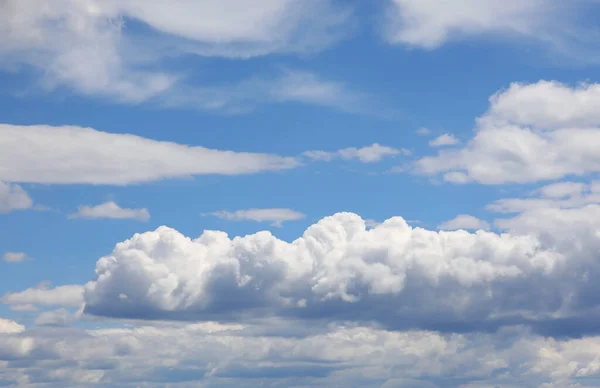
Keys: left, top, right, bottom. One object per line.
{"left": 74, "top": 211, "right": 600, "bottom": 337}
{"left": 428, "top": 133, "right": 459, "bottom": 147}
{"left": 1, "top": 317, "right": 600, "bottom": 386}
{"left": 383, "top": 0, "right": 597, "bottom": 56}
{"left": 0, "top": 181, "right": 33, "bottom": 213}
{"left": 0, "top": 0, "right": 354, "bottom": 108}
{"left": 416, "top": 81, "right": 600, "bottom": 184}
{"left": 203, "top": 208, "right": 305, "bottom": 227}
{"left": 0, "top": 124, "right": 298, "bottom": 185}
{"left": 3, "top": 283, "right": 84, "bottom": 309}
{"left": 303, "top": 143, "right": 408, "bottom": 163}
{"left": 2, "top": 252, "right": 31, "bottom": 263}
{"left": 69, "top": 201, "right": 150, "bottom": 222}
{"left": 438, "top": 214, "right": 490, "bottom": 231}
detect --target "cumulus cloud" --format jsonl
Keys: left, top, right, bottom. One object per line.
{"left": 0, "top": 0, "right": 355, "bottom": 109}
{"left": 303, "top": 143, "right": 409, "bottom": 163}
{"left": 0, "top": 181, "right": 33, "bottom": 213}
{"left": 3, "top": 252, "right": 31, "bottom": 263}
{"left": 75, "top": 211, "right": 600, "bottom": 337}
{"left": 69, "top": 201, "right": 150, "bottom": 222}
{"left": 416, "top": 81, "right": 600, "bottom": 184}
{"left": 0, "top": 123, "right": 298, "bottom": 185}
{"left": 203, "top": 208, "right": 305, "bottom": 227}
{"left": 428, "top": 133, "right": 460, "bottom": 147}
{"left": 382, "top": 0, "right": 596, "bottom": 56}
{"left": 438, "top": 214, "right": 490, "bottom": 231}
{"left": 488, "top": 180, "right": 600, "bottom": 214}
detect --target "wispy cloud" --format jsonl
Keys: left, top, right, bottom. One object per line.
{"left": 0, "top": 181, "right": 33, "bottom": 213}
{"left": 3, "top": 252, "right": 31, "bottom": 263}
{"left": 303, "top": 143, "right": 409, "bottom": 163}
{"left": 428, "top": 133, "right": 460, "bottom": 147}
{"left": 203, "top": 208, "right": 305, "bottom": 227}
{"left": 0, "top": 0, "right": 356, "bottom": 110}
{"left": 69, "top": 202, "right": 150, "bottom": 222}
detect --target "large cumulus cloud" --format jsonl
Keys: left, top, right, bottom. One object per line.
{"left": 82, "top": 212, "right": 600, "bottom": 336}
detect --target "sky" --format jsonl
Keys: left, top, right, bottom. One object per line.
{"left": 2, "top": 0, "right": 600, "bottom": 386}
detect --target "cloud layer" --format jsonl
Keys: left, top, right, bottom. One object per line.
{"left": 0, "top": 0, "right": 352, "bottom": 105}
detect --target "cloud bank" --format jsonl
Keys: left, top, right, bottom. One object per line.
{"left": 71, "top": 211, "right": 600, "bottom": 337}
{"left": 416, "top": 81, "right": 600, "bottom": 184}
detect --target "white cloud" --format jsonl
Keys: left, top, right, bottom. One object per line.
{"left": 416, "top": 127, "right": 431, "bottom": 136}
{"left": 166, "top": 70, "right": 372, "bottom": 114}
{"left": 416, "top": 81, "right": 600, "bottom": 184}
{"left": 203, "top": 208, "right": 305, "bottom": 227}
{"left": 382, "top": 0, "right": 594, "bottom": 54}
{"left": 428, "top": 133, "right": 460, "bottom": 147}
{"left": 0, "top": 123, "right": 299, "bottom": 185}
{"left": 303, "top": 143, "right": 408, "bottom": 163}
{"left": 0, "top": 181, "right": 33, "bottom": 213}
{"left": 0, "top": 318, "right": 24, "bottom": 334}
{"left": 2, "top": 283, "right": 84, "bottom": 309}
{"left": 69, "top": 201, "right": 150, "bottom": 222}
{"left": 488, "top": 180, "right": 600, "bottom": 214}
{"left": 438, "top": 214, "right": 490, "bottom": 231}
{"left": 34, "top": 308, "right": 72, "bottom": 326}
{"left": 78, "top": 211, "right": 600, "bottom": 337}
{"left": 0, "top": 0, "right": 353, "bottom": 107}
{"left": 3, "top": 252, "right": 31, "bottom": 263}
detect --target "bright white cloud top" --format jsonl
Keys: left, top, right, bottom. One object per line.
{"left": 416, "top": 81, "right": 600, "bottom": 184}
{"left": 75, "top": 211, "right": 599, "bottom": 338}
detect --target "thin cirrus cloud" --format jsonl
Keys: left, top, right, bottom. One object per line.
{"left": 382, "top": 0, "right": 600, "bottom": 60}
{"left": 69, "top": 201, "right": 150, "bottom": 222}
{"left": 0, "top": 0, "right": 358, "bottom": 111}
{"left": 166, "top": 70, "right": 374, "bottom": 115}
{"left": 415, "top": 81, "right": 600, "bottom": 184}
{"left": 203, "top": 208, "right": 305, "bottom": 227}
{"left": 303, "top": 143, "right": 409, "bottom": 163}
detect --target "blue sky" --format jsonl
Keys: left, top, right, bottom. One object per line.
{"left": 3, "top": 1, "right": 600, "bottom": 387}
